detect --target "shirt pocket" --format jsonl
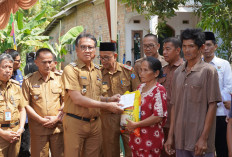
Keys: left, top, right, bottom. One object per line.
{"left": 102, "top": 83, "right": 110, "bottom": 96}
{"left": 79, "top": 78, "right": 90, "bottom": 95}
{"left": 9, "top": 95, "right": 20, "bottom": 108}
{"left": 30, "top": 89, "right": 42, "bottom": 103}
{"left": 51, "top": 88, "right": 62, "bottom": 94}
{"left": 51, "top": 88, "right": 62, "bottom": 106}
{"left": 189, "top": 85, "right": 202, "bottom": 103}
{"left": 120, "top": 80, "right": 131, "bottom": 93}
{"left": 95, "top": 80, "right": 102, "bottom": 96}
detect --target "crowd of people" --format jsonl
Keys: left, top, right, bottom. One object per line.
{"left": 0, "top": 28, "right": 231, "bottom": 157}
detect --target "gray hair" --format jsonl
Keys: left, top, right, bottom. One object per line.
{"left": 0, "top": 54, "right": 14, "bottom": 64}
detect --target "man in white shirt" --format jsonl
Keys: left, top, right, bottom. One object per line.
{"left": 203, "top": 31, "right": 232, "bottom": 157}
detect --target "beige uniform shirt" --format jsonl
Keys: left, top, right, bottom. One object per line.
{"left": 171, "top": 59, "right": 222, "bottom": 152}
{"left": 0, "top": 79, "right": 24, "bottom": 124}
{"left": 62, "top": 59, "right": 102, "bottom": 118}
{"left": 22, "top": 71, "right": 64, "bottom": 135}
{"left": 134, "top": 54, "right": 168, "bottom": 77}
{"left": 101, "top": 62, "right": 141, "bottom": 113}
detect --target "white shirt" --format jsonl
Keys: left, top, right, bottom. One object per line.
{"left": 209, "top": 56, "right": 232, "bottom": 116}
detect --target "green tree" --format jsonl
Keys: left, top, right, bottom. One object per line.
{"left": 121, "top": 0, "right": 232, "bottom": 60}
{"left": 43, "top": 25, "right": 84, "bottom": 69}
{"left": 0, "top": 9, "right": 50, "bottom": 68}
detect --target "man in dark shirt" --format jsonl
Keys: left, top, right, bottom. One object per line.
{"left": 164, "top": 29, "right": 221, "bottom": 157}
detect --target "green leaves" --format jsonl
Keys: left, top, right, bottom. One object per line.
{"left": 60, "top": 26, "right": 84, "bottom": 45}
{"left": 16, "top": 11, "right": 23, "bottom": 30}
{"left": 121, "top": 0, "right": 232, "bottom": 60}
{"left": 196, "top": 0, "right": 232, "bottom": 59}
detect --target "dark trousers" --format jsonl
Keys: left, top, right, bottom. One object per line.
{"left": 18, "top": 123, "right": 31, "bottom": 157}
{"left": 215, "top": 116, "right": 228, "bottom": 157}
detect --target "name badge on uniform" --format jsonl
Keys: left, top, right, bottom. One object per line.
{"left": 32, "top": 85, "right": 40, "bottom": 88}
{"left": 4, "top": 109, "right": 12, "bottom": 121}
{"left": 80, "top": 76, "right": 87, "bottom": 79}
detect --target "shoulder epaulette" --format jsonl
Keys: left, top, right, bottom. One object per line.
{"left": 10, "top": 79, "right": 20, "bottom": 85}
{"left": 94, "top": 64, "right": 100, "bottom": 70}
{"left": 24, "top": 73, "right": 33, "bottom": 79}
{"left": 54, "top": 70, "right": 63, "bottom": 75}
{"left": 123, "top": 64, "right": 133, "bottom": 71}
{"left": 69, "top": 62, "right": 77, "bottom": 67}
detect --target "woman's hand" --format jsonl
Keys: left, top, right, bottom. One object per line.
{"left": 126, "top": 119, "right": 137, "bottom": 132}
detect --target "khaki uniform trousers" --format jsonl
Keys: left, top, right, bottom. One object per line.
{"left": 101, "top": 114, "right": 132, "bottom": 157}
{"left": 63, "top": 114, "right": 102, "bottom": 157}
{"left": 0, "top": 125, "right": 20, "bottom": 157}
{"left": 30, "top": 132, "right": 64, "bottom": 157}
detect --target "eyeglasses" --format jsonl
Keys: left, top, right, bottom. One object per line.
{"left": 97, "top": 55, "right": 113, "bottom": 61}
{"left": 14, "top": 59, "right": 21, "bottom": 63}
{"left": 143, "top": 44, "right": 157, "bottom": 50}
{"left": 79, "top": 45, "right": 95, "bottom": 52}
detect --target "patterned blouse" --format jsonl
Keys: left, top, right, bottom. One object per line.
{"left": 129, "top": 82, "right": 167, "bottom": 151}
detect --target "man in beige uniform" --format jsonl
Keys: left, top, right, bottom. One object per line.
{"left": 99, "top": 42, "right": 140, "bottom": 157}
{"left": 134, "top": 33, "right": 168, "bottom": 77}
{"left": 22, "top": 48, "right": 64, "bottom": 157}
{"left": 62, "top": 33, "right": 123, "bottom": 157}
{"left": 0, "top": 54, "right": 26, "bottom": 156}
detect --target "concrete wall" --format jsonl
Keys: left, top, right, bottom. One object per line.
{"left": 125, "top": 13, "right": 149, "bottom": 65}
{"left": 165, "top": 12, "right": 200, "bottom": 37}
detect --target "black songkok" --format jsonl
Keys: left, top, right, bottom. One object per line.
{"left": 100, "top": 42, "right": 116, "bottom": 52}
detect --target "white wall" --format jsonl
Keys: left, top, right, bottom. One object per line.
{"left": 165, "top": 12, "right": 199, "bottom": 37}
{"left": 125, "top": 13, "right": 149, "bottom": 65}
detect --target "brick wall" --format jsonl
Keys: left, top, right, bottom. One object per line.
{"left": 48, "top": 1, "right": 127, "bottom": 68}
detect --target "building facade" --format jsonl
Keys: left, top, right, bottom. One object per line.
{"left": 44, "top": 0, "right": 199, "bottom": 68}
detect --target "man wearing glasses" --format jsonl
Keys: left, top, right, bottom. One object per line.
{"left": 61, "top": 34, "right": 124, "bottom": 157}
{"left": 134, "top": 34, "right": 168, "bottom": 77}
{"left": 99, "top": 42, "right": 140, "bottom": 157}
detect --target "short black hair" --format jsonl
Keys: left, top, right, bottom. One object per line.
{"left": 36, "top": 48, "right": 53, "bottom": 59}
{"left": 163, "top": 37, "right": 182, "bottom": 48}
{"left": 142, "top": 56, "right": 163, "bottom": 78}
{"left": 180, "top": 28, "right": 205, "bottom": 49}
{"left": 3, "top": 49, "right": 20, "bottom": 60}
{"left": 75, "top": 33, "right": 97, "bottom": 47}
{"left": 144, "top": 33, "right": 158, "bottom": 43}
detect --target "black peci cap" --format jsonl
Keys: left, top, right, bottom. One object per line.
{"left": 100, "top": 42, "right": 117, "bottom": 52}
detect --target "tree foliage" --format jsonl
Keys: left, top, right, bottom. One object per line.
{"left": 121, "top": 0, "right": 232, "bottom": 60}
{"left": 196, "top": 0, "right": 232, "bottom": 59}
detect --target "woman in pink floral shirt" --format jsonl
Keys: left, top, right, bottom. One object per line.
{"left": 126, "top": 57, "right": 167, "bottom": 157}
